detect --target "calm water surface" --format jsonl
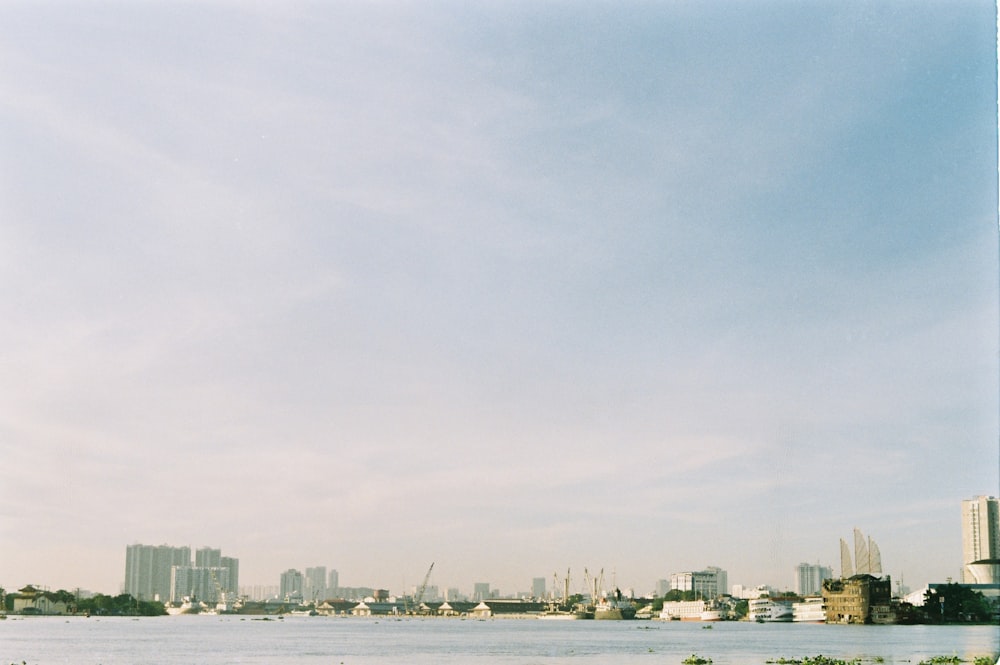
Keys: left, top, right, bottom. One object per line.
{"left": 2, "top": 616, "right": 997, "bottom": 665}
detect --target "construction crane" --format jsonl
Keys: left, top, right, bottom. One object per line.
{"left": 207, "top": 567, "right": 232, "bottom": 612}
{"left": 408, "top": 562, "right": 434, "bottom": 615}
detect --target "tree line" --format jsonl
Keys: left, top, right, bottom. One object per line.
{"left": 2, "top": 587, "right": 166, "bottom": 616}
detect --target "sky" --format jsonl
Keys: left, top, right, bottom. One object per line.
{"left": 0, "top": 1, "right": 997, "bottom": 598}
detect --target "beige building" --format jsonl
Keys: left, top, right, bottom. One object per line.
{"left": 821, "top": 575, "right": 893, "bottom": 624}
{"left": 962, "top": 496, "right": 1000, "bottom": 584}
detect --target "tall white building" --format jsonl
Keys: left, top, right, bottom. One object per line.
{"left": 280, "top": 569, "right": 303, "bottom": 601}
{"left": 705, "top": 567, "right": 728, "bottom": 598}
{"left": 124, "top": 543, "right": 191, "bottom": 602}
{"left": 328, "top": 569, "right": 340, "bottom": 595}
{"left": 124, "top": 543, "right": 239, "bottom": 603}
{"left": 220, "top": 556, "right": 239, "bottom": 596}
{"left": 195, "top": 547, "right": 222, "bottom": 568}
{"left": 962, "top": 495, "right": 1000, "bottom": 584}
{"left": 304, "top": 566, "right": 327, "bottom": 602}
{"left": 170, "top": 566, "right": 230, "bottom": 603}
{"left": 796, "top": 562, "right": 833, "bottom": 596}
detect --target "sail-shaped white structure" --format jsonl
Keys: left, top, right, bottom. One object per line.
{"left": 868, "top": 539, "right": 882, "bottom": 575}
{"left": 840, "top": 539, "right": 854, "bottom": 578}
{"left": 854, "top": 529, "right": 870, "bottom": 575}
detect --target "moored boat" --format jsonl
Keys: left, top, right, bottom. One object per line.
{"left": 700, "top": 609, "right": 723, "bottom": 621}
{"left": 748, "top": 597, "right": 793, "bottom": 622}
{"left": 166, "top": 596, "right": 207, "bottom": 616}
{"left": 593, "top": 588, "right": 636, "bottom": 620}
{"left": 537, "top": 608, "right": 592, "bottom": 620}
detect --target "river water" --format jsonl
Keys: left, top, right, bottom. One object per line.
{"left": 2, "top": 616, "right": 997, "bottom": 665}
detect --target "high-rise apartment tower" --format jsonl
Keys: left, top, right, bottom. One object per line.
{"left": 796, "top": 562, "right": 833, "bottom": 596}
{"left": 124, "top": 543, "right": 191, "bottom": 602}
{"left": 961, "top": 495, "right": 1000, "bottom": 584}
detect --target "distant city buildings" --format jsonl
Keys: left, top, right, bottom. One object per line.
{"left": 118, "top": 504, "right": 997, "bottom": 611}
{"left": 670, "top": 567, "right": 727, "bottom": 599}
{"left": 239, "top": 584, "right": 278, "bottom": 601}
{"left": 795, "top": 562, "right": 833, "bottom": 596}
{"left": 124, "top": 543, "right": 191, "bottom": 602}
{"left": 123, "top": 543, "right": 238, "bottom": 603}
{"left": 961, "top": 495, "right": 1000, "bottom": 584}
{"left": 531, "top": 577, "right": 546, "bottom": 599}
{"left": 280, "top": 569, "right": 303, "bottom": 602}
{"left": 304, "top": 567, "right": 327, "bottom": 603}
{"left": 170, "top": 565, "right": 229, "bottom": 603}
{"left": 473, "top": 582, "right": 491, "bottom": 601}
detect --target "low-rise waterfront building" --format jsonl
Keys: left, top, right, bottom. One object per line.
{"left": 10, "top": 586, "right": 68, "bottom": 615}
{"left": 821, "top": 574, "right": 894, "bottom": 624}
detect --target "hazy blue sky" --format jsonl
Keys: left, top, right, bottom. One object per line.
{"left": 1, "top": 1, "right": 997, "bottom": 598}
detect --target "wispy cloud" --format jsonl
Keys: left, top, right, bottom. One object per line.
{"left": 0, "top": 1, "right": 994, "bottom": 595}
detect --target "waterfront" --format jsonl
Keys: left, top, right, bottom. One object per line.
{"left": 2, "top": 616, "right": 997, "bottom": 665}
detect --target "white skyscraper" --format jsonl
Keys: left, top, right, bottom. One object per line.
{"left": 124, "top": 543, "right": 191, "bottom": 602}
{"left": 304, "top": 566, "right": 327, "bottom": 602}
{"left": 220, "top": 556, "right": 239, "bottom": 596}
{"left": 280, "top": 569, "right": 303, "bottom": 601}
{"left": 962, "top": 495, "right": 1000, "bottom": 584}
{"left": 170, "top": 566, "right": 230, "bottom": 603}
{"left": 796, "top": 562, "right": 833, "bottom": 596}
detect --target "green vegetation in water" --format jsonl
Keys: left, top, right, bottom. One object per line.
{"left": 683, "top": 655, "right": 713, "bottom": 665}
{"left": 767, "top": 656, "right": 999, "bottom": 665}
{"left": 766, "top": 657, "right": 863, "bottom": 665}
{"left": 917, "top": 657, "right": 998, "bottom": 665}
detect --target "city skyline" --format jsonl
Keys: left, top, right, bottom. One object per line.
{"left": 1, "top": 3, "right": 997, "bottom": 597}
{"left": 5, "top": 512, "right": 983, "bottom": 600}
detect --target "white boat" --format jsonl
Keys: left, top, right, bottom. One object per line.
{"left": 792, "top": 597, "right": 826, "bottom": 623}
{"left": 538, "top": 610, "right": 586, "bottom": 620}
{"left": 166, "top": 596, "right": 207, "bottom": 616}
{"left": 748, "top": 598, "right": 793, "bottom": 622}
